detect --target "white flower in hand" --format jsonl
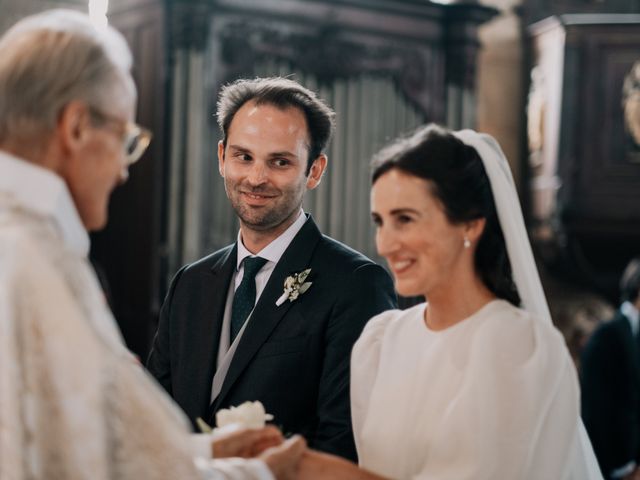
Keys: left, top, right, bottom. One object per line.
{"left": 215, "top": 401, "right": 274, "bottom": 429}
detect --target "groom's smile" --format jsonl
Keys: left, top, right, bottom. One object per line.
{"left": 240, "top": 190, "right": 278, "bottom": 206}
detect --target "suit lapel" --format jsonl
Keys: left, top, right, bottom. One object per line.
{"left": 194, "top": 244, "right": 237, "bottom": 414}
{"left": 212, "top": 217, "right": 322, "bottom": 409}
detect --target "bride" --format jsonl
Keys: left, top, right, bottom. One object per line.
{"left": 299, "top": 125, "right": 602, "bottom": 479}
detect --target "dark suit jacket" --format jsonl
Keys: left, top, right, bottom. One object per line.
{"left": 581, "top": 309, "right": 640, "bottom": 479}
{"left": 147, "top": 216, "right": 397, "bottom": 461}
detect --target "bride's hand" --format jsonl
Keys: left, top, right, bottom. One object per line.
{"left": 298, "top": 449, "right": 388, "bottom": 480}
{"left": 212, "top": 425, "right": 283, "bottom": 458}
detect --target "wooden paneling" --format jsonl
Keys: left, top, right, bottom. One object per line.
{"left": 90, "top": 0, "right": 167, "bottom": 358}
{"left": 527, "top": 15, "right": 640, "bottom": 300}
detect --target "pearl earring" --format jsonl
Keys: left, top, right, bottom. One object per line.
{"left": 463, "top": 237, "right": 471, "bottom": 249}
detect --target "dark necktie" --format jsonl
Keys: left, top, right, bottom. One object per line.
{"left": 230, "top": 256, "right": 267, "bottom": 344}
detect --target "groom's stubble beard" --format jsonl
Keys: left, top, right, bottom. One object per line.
{"left": 224, "top": 176, "right": 306, "bottom": 233}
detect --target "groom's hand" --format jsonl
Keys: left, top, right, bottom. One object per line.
{"left": 212, "top": 425, "right": 283, "bottom": 458}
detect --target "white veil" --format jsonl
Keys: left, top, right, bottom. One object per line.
{"left": 452, "top": 130, "right": 603, "bottom": 480}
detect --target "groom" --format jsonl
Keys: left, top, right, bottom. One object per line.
{"left": 147, "top": 77, "right": 397, "bottom": 461}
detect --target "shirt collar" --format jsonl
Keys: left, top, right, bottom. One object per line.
{"left": 236, "top": 209, "right": 306, "bottom": 270}
{"left": 0, "top": 150, "right": 90, "bottom": 257}
{"left": 621, "top": 301, "right": 640, "bottom": 336}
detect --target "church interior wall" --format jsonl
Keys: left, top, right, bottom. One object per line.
{"left": 1, "top": 0, "right": 638, "bottom": 363}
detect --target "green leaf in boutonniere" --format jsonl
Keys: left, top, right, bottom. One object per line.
{"left": 275, "top": 268, "right": 313, "bottom": 306}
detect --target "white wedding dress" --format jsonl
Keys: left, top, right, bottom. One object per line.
{"left": 352, "top": 301, "right": 581, "bottom": 479}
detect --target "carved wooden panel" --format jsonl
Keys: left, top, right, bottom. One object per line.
{"left": 575, "top": 26, "right": 640, "bottom": 226}
{"left": 527, "top": 15, "right": 640, "bottom": 299}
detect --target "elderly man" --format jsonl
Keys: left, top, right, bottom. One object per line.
{"left": 0, "top": 9, "right": 303, "bottom": 480}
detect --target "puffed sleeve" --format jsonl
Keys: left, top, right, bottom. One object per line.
{"left": 313, "top": 262, "right": 396, "bottom": 461}
{"left": 350, "top": 309, "right": 400, "bottom": 456}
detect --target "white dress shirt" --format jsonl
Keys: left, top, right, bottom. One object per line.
{"left": 211, "top": 209, "right": 307, "bottom": 402}
{"left": 621, "top": 300, "right": 639, "bottom": 337}
{"left": 235, "top": 209, "right": 307, "bottom": 298}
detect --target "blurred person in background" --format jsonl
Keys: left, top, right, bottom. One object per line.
{"left": 582, "top": 258, "right": 640, "bottom": 480}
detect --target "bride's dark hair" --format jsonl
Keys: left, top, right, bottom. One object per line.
{"left": 371, "top": 123, "right": 520, "bottom": 306}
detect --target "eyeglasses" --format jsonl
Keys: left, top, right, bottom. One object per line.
{"left": 89, "top": 107, "right": 152, "bottom": 167}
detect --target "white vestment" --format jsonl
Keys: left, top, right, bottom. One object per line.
{"left": 352, "top": 301, "right": 581, "bottom": 480}
{"left": 0, "top": 151, "right": 272, "bottom": 480}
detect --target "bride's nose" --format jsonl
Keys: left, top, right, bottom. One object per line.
{"left": 376, "top": 225, "right": 400, "bottom": 258}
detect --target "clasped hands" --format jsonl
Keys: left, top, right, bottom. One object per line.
{"left": 211, "top": 426, "right": 380, "bottom": 480}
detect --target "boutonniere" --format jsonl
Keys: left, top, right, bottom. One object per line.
{"left": 275, "top": 268, "right": 312, "bottom": 306}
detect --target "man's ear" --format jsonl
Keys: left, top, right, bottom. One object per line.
{"left": 306, "top": 154, "right": 327, "bottom": 190}
{"left": 57, "top": 101, "right": 90, "bottom": 154}
{"left": 217, "top": 140, "right": 226, "bottom": 177}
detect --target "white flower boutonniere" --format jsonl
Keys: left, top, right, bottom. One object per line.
{"left": 275, "top": 268, "right": 312, "bottom": 306}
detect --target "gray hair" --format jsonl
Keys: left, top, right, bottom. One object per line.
{"left": 0, "top": 9, "right": 134, "bottom": 143}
